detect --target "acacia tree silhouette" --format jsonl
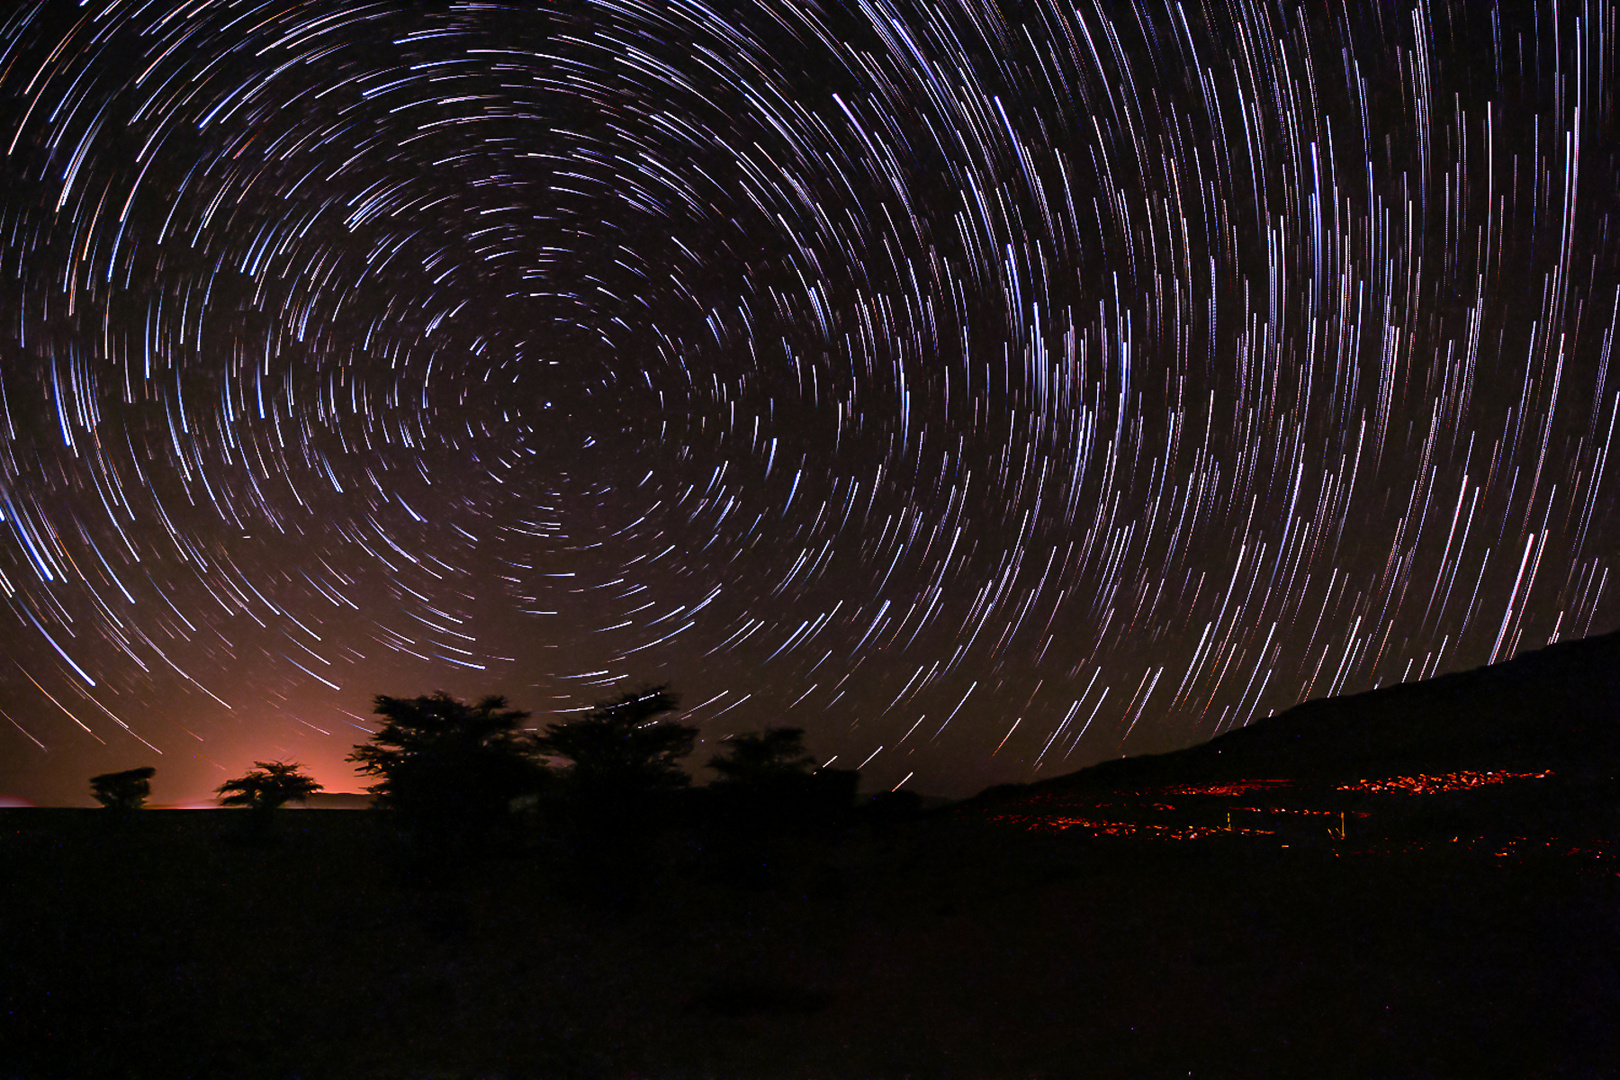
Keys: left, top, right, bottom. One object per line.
{"left": 704, "top": 727, "right": 852, "bottom": 884}
{"left": 216, "top": 761, "right": 324, "bottom": 812}
{"left": 535, "top": 686, "right": 694, "bottom": 797}
{"left": 89, "top": 766, "right": 155, "bottom": 810}
{"left": 216, "top": 761, "right": 323, "bottom": 841}
{"left": 534, "top": 686, "right": 695, "bottom": 898}
{"left": 709, "top": 727, "right": 858, "bottom": 821}
{"left": 348, "top": 692, "right": 545, "bottom": 852}
{"left": 708, "top": 727, "right": 818, "bottom": 787}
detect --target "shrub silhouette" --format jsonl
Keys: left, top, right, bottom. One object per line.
{"left": 89, "top": 766, "right": 155, "bottom": 810}
{"left": 216, "top": 761, "right": 324, "bottom": 812}
{"left": 216, "top": 761, "right": 323, "bottom": 841}
{"left": 348, "top": 692, "right": 546, "bottom": 851}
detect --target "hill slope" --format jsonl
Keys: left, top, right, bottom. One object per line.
{"left": 997, "top": 626, "right": 1620, "bottom": 797}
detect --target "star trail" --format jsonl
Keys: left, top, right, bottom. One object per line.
{"left": 0, "top": 0, "right": 1615, "bottom": 806}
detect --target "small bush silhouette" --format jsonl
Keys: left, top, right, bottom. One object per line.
{"left": 216, "top": 761, "right": 324, "bottom": 812}
{"left": 89, "top": 766, "right": 155, "bottom": 810}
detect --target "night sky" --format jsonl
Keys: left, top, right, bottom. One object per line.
{"left": 0, "top": 0, "right": 1615, "bottom": 807}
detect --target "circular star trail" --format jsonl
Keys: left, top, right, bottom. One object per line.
{"left": 0, "top": 0, "right": 1615, "bottom": 804}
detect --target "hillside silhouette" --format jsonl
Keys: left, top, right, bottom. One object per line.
{"left": 978, "top": 626, "right": 1620, "bottom": 801}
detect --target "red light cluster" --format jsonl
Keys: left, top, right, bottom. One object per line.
{"left": 988, "top": 812, "right": 1274, "bottom": 840}
{"left": 1151, "top": 779, "right": 1295, "bottom": 797}
{"left": 1336, "top": 769, "right": 1553, "bottom": 795}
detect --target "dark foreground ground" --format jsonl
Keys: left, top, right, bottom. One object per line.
{"left": 2, "top": 805, "right": 1616, "bottom": 1079}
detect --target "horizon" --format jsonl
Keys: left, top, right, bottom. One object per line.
{"left": 18, "top": 619, "right": 1617, "bottom": 809}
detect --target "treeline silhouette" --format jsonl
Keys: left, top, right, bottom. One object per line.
{"left": 92, "top": 685, "right": 879, "bottom": 903}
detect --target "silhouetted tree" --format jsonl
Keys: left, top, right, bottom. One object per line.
{"left": 534, "top": 686, "right": 695, "bottom": 902}
{"left": 348, "top": 692, "right": 546, "bottom": 850}
{"left": 708, "top": 727, "right": 818, "bottom": 786}
{"left": 709, "top": 727, "right": 858, "bottom": 824}
{"left": 216, "top": 761, "right": 323, "bottom": 844}
{"left": 217, "top": 760, "right": 324, "bottom": 811}
{"left": 535, "top": 686, "right": 695, "bottom": 797}
{"left": 89, "top": 766, "right": 155, "bottom": 810}
{"left": 704, "top": 727, "right": 853, "bottom": 884}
